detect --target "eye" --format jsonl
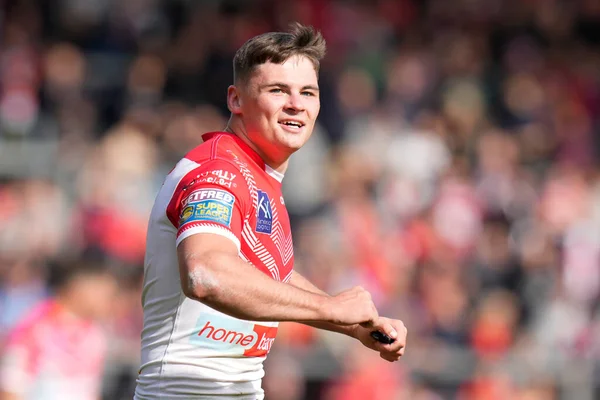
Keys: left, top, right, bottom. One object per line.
{"left": 301, "top": 91, "right": 315, "bottom": 97}
{"left": 269, "top": 88, "right": 284, "bottom": 94}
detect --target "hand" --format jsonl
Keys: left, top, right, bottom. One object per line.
{"left": 353, "top": 317, "right": 407, "bottom": 362}
{"left": 324, "top": 286, "right": 378, "bottom": 326}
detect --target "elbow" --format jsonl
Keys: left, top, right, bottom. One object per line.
{"left": 181, "top": 263, "right": 220, "bottom": 301}
{"left": 181, "top": 281, "right": 201, "bottom": 301}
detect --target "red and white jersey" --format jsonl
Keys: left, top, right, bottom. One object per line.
{"left": 0, "top": 300, "right": 106, "bottom": 400}
{"left": 135, "top": 132, "right": 294, "bottom": 399}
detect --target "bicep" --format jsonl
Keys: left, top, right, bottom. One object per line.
{"left": 168, "top": 160, "right": 251, "bottom": 297}
{"left": 177, "top": 233, "right": 239, "bottom": 298}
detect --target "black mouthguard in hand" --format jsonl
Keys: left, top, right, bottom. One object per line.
{"left": 370, "top": 331, "right": 395, "bottom": 344}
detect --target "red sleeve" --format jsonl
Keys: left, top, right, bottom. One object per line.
{"left": 166, "top": 159, "right": 250, "bottom": 250}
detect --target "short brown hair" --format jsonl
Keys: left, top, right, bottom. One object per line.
{"left": 233, "top": 22, "right": 326, "bottom": 84}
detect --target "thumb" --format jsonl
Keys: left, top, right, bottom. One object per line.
{"left": 373, "top": 321, "right": 398, "bottom": 340}
{"left": 359, "top": 320, "right": 375, "bottom": 329}
{"left": 360, "top": 307, "right": 380, "bottom": 328}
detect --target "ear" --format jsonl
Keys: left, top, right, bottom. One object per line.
{"left": 227, "top": 85, "right": 243, "bottom": 115}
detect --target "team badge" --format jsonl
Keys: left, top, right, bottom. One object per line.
{"left": 180, "top": 205, "right": 195, "bottom": 224}
{"left": 256, "top": 190, "right": 273, "bottom": 234}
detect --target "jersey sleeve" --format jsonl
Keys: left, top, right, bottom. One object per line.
{"left": 166, "top": 159, "right": 250, "bottom": 251}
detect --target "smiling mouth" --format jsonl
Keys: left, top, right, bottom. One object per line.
{"left": 279, "top": 121, "right": 305, "bottom": 129}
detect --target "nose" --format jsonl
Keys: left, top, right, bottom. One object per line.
{"left": 285, "top": 92, "right": 305, "bottom": 113}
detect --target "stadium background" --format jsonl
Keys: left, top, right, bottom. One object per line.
{"left": 1, "top": 0, "right": 600, "bottom": 399}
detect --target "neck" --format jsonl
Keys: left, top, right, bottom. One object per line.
{"left": 224, "top": 117, "right": 289, "bottom": 174}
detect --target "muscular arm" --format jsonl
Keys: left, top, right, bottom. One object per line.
{"left": 178, "top": 234, "right": 333, "bottom": 323}
{"left": 287, "top": 270, "right": 358, "bottom": 338}
{"left": 179, "top": 232, "right": 405, "bottom": 360}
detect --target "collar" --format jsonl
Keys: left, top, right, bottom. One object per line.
{"left": 201, "top": 131, "right": 284, "bottom": 183}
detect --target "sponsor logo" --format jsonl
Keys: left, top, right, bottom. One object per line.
{"left": 184, "top": 171, "right": 237, "bottom": 191}
{"left": 245, "top": 324, "right": 277, "bottom": 357}
{"left": 256, "top": 190, "right": 273, "bottom": 234}
{"left": 191, "top": 314, "right": 277, "bottom": 357}
{"left": 179, "top": 205, "right": 195, "bottom": 224}
{"left": 193, "top": 202, "right": 231, "bottom": 223}
{"left": 194, "top": 170, "right": 237, "bottom": 188}
{"left": 180, "top": 189, "right": 235, "bottom": 227}
{"left": 185, "top": 189, "right": 235, "bottom": 205}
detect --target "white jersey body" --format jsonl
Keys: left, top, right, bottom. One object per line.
{"left": 135, "top": 133, "right": 294, "bottom": 399}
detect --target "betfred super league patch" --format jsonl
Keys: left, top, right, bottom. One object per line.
{"left": 180, "top": 189, "right": 235, "bottom": 228}
{"left": 255, "top": 190, "right": 273, "bottom": 234}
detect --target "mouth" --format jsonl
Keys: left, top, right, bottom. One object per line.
{"left": 278, "top": 120, "right": 305, "bottom": 132}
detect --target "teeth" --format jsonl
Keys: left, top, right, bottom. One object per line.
{"left": 283, "top": 122, "right": 301, "bottom": 127}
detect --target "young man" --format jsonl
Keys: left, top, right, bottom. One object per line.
{"left": 135, "top": 23, "right": 407, "bottom": 400}
{"left": 0, "top": 259, "right": 118, "bottom": 400}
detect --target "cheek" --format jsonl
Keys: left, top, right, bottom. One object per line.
{"left": 308, "top": 100, "right": 320, "bottom": 118}
{"left": 256, "top": 98, "right": 283, "bottom": 118}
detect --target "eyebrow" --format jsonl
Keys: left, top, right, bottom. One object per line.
{"left": 262, "top": 83, "right": 320, "bottom": 92}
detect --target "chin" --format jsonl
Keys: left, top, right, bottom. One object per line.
{"left": 279, "top": 132, "right": 312, "bottom": 147}
{"left": 281, "top": 138, "right": 308, "bottom": 153}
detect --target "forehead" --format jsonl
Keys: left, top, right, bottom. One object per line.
{"left": 250, "top": 55, "right": 318, "bottom": 87}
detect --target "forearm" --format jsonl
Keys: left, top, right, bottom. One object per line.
{"left": 288, "top": 270, "right": 357, "bottom": 338}
{"left": 182, "top": 251, "right": 330, "bottom": 323}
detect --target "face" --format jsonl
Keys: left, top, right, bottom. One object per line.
{"left": 70, "top": 273, "right": 119, "bottom": 321}
{"left": 228, "top": 55, "right": 321, "bottom": 164}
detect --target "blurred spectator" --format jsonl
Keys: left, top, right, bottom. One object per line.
{"left": 324, "top": 344, "right": 406, "bottom": 400}
{"left": 263, "top": 352, "right": 306, "bottom": 400}
{"left": 0, "top": 257, "right": 47, "bottom": 337}
{"left": 73, "top": 123, "right": 158, "bottom": 264}
{"left": 0, "top": 258, "right": 118, "bottom": 400}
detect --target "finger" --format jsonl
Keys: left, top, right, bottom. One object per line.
{"left": 388, "top": 349, "right": 404, "bottom": 360}
{"left": 373, "top": 317, "right": 404, "bottom": 337}
{"left": 398, "top": 324, "right": 408, "bottom": 348}
{"left": 389, "top": 333, "right": 406, "bottom": 351}
{"left": 370, "top": 328, "right": 403, "bottom": 348}
{"left": 389, "top": 342, "right": 405, "bottom": 353}
{"left": 387, "top": 321, "right": 407, "bottom": 347}
{"left": 372, "top": 334, "right": 405, "bottom": 353}
{"left": 372, "top": 341, "right": 398, "bottom": 353}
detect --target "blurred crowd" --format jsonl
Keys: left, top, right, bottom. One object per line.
{"left": 1, "top": 0, "right": 600, "bottom": 399}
